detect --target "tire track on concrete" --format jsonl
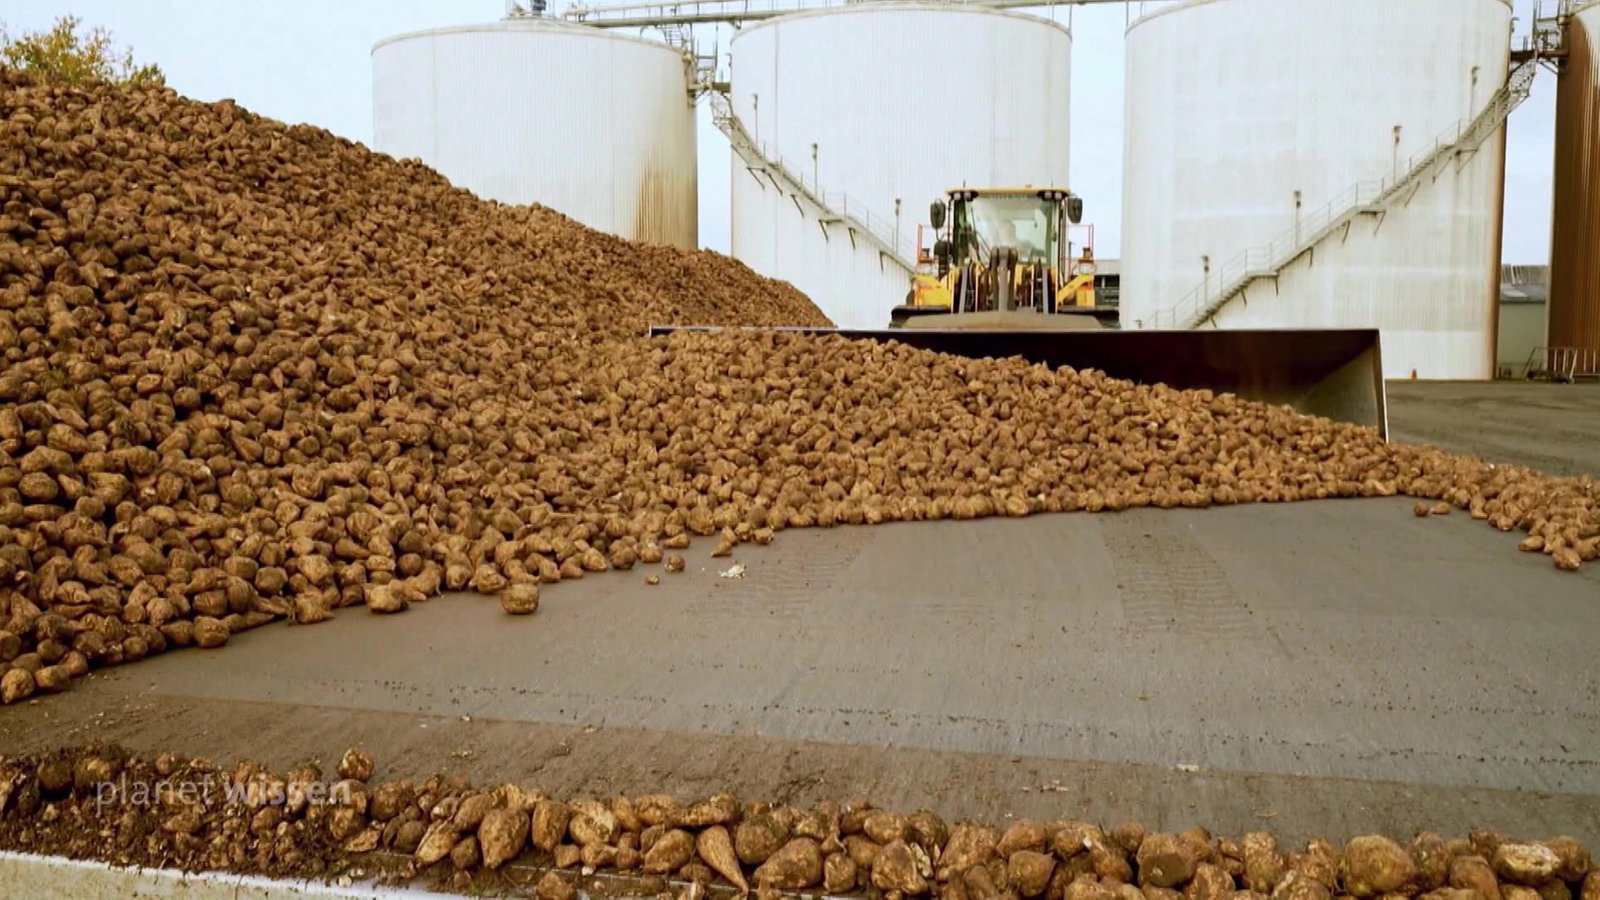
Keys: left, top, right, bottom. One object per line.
{"left": 1100, "top": 515, "right": 1258, "bottom": 639}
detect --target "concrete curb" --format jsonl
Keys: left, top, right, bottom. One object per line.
{"left": 0, "top": 850, "right": 451, "bottom": 898}
{"left": 0, "top": 851, "right": 846, "bottom": 899}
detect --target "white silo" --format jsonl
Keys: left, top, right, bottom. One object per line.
{"left": 1120, "top": 0, "right": 1513, "bottom": 380}
{"left": 727, "top": 3, "right": 1072, "bottom": 329}
{"left": 372, "top": 20, "right": 697, "bottom": 249}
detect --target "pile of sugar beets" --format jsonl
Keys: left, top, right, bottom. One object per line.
{"left": 2, "top": 68, "right": 1599, "bottom": 703}
{"left": 0, "top": 746, "right": 1594, "bottom": 899}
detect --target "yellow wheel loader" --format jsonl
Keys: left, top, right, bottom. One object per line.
{"left": 649, "top": 185, "right": 1389, "bottom": 437}
{"left": 892, "top": 186, "right": 1108, "bottom": 329}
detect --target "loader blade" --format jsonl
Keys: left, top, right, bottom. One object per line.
{"left": 647, "top": 325, "right": 1388, "bottom": 438}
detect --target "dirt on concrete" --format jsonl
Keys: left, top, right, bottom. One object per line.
{"left": 2, "top": 741, "right": 1594, "bottom": 899}
{"left": 4, "top": 692, "right": 1598, "bottom": 852}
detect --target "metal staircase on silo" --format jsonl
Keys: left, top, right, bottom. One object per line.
{"left": 557, "top": 0, "right": 1110, "bottom": 280}
{"left": 629, "top": 10, "right": 919, "bottom": 275}
{"left": 1150, "top": 55, "right": 1542, "bottom": 331}
{"left": 708, "top": 91, "right": 918, "bottom": 276}
{"left": 651, "top": 22, "right": 723, "bottom": 94}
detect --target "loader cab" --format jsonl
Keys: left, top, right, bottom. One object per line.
{"left": 932, "top": 187, "right": 1082, "bottom": 273}
{"left": 903, "top": 185, "right": 1088, "bottom": 323}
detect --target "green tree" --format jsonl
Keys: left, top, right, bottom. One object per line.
{"left": 0, "top": 14, "right": 164, "bottom": 85}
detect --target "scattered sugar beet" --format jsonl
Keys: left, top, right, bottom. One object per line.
{"left": 0, "top": 744, "right": 1593, "bottom": 898}
{"left": 1, "top": 68, "right": 1598, "bottom": 706}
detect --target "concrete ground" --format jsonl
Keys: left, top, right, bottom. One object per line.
{"left": 2, "top": 382, "right": 1598, "bottom": 850}
{"left": 1386, "top": 379, "right": 1600, "bottom": 476}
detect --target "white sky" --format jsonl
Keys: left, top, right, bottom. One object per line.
{"left": 0, "top": 0, "right": 1558, "bottom": 263}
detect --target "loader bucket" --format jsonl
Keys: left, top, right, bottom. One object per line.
{"left": 647, "top": 325, "right": 1388, "bottom": 438}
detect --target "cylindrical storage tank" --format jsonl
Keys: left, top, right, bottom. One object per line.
{"left": 372, "top": 21, "right": 697, "bottom": 249}
{"left": 1549, "top": 1, "right": 1600, "bottom": 357}
{"left": 729, "top": 3, "right": 1071, "bottom": 329}
{"left": 1121, "top": 0, "right": 1512, "bottom": 379}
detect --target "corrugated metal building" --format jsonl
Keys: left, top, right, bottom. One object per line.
{"left": 1119, "top": 0, "right": 1512, "bottom": 380}
{"left": 1548, "top": 0, "right": 1600, "bottom": 357}
{"left": 1498, "top": 264, "right": 1549, "bottom": 377}
{"left": 727, "top": 3, "right": 1072, "bottom": 329}
{"left": 372, "top": 21, "right": 698, "bottom": 249}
